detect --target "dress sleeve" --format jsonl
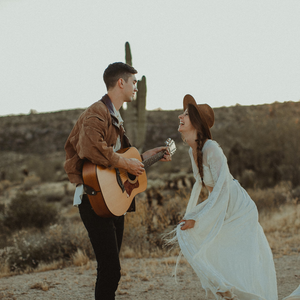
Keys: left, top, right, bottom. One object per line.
{"left": 176, "top": 141, "right": 233, "bottom": 269}
{"left": 183, "top": 148, "right": 203, "bottom": 217}
{"left": 205, "top": 141, "right": 224, "bottom": 185}
{"left": 183, "top": 141, "right": 231, "bottom": 224}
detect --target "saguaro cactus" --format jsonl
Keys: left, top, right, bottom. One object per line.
{"left": 136, "top": 75, "right": 147, "bottom": 149}
{"left": 125, "top": 42, "right": 132, "bottom": 67}
{"left": 121, "top": 42, "right": 147, "bottom": 151}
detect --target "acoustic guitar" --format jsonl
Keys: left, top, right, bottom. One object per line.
{"left": 82, "top": 138, "right": 176, "bottom": 217}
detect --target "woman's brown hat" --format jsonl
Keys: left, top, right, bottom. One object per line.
{"left": 183, "top": 94, "right": 214, "bottom": 138}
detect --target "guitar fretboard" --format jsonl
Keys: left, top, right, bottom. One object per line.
{"left": 143, "top": 151, "right": 165, "bottom": 169}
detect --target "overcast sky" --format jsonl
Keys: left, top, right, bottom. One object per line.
{"left": 1, "top": 0, "right": 300, "bottom": 116}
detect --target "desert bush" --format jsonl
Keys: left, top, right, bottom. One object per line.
{"left": 0, "top": 203, "right": 4, "bottom": 215}
{"left": 122, "top": 200, "right": 171, "bottom": 256}
{"left": 0, "top": 204, "right": 10, "bottom": 248}
{"left": 2, "top": 179, "right": 298, "bottom": 275}
{"left": 3, "top": 193, "right": 58, "bottom": 231}
{"left": 122, "top": 189, "right": 189, "bottom": 257}
{"left": 248, "top": 188, "right": 281, "bottom": 212}
{"left": 292, "top": 186, "right": 300, "bottom": 203}
{"left": 239, "top": 169, "right": 256, "bottom": 189}
{"left": 261, "top": 203, "right": 300, "bottom": 256}
{"left": 247, "top": 181, "right": 292, "bottom": 212}
{"left": 2, "top": 221, "right": 93, "bottom": 272}
{"left": 22, "top": 175, "right": 42, "bottom": 190}
{"left": 163, "top": 192, "right": 187, "bottom": 226}
{"left": 122, "top": 200, "right": 150, "bottom": 256}
{"left": 0, "top": 180, "right": 12, "bottom": 193}
{"left": 25, "top": 155, "right": 64, "bottom": 182}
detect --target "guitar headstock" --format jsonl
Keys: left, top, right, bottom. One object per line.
{"left": 165, "top": 138, "right": 176, "bottom": 156}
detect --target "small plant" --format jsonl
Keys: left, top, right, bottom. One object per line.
{"left": 248, "top": 181, "right": 292, "bottom": 212}
{"left": 2, "top": 222, "right": 93, "bottom": 272}
{"left": 3, "top": 193, "right": 58, "bottom": 231}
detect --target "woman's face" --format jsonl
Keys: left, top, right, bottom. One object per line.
{"left": 178, "top": 109, "right": 195, "bottom": 133}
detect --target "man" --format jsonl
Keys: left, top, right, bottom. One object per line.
{"left": 64, "top": 62, "right": 171, "bottom": 299}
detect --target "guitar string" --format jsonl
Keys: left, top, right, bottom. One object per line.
{"left": 116, "top": 151, "right": 166, "bottom": 177}
{"left": 115, "top": 143, "right": 175, "bottom": 177}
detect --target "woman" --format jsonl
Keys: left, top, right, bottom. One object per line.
{"left": 174, "top": 94, "right": 280, "bottom": 299}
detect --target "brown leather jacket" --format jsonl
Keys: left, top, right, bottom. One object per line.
{"left": 64, "top": 94, "right": 131, "bottom": 185}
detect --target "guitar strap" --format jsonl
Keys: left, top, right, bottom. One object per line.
{"left": 83, "top": 184, "right": 101, "bottom": 196}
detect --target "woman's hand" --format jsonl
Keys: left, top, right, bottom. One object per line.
{"left": 178, "top": 219, "right": 195, "bottom": 230}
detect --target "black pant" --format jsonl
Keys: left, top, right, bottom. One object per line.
{"left": 79, "top": 195, "right": 124, "bottom": 300}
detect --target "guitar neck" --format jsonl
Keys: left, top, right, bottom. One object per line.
{"left": 142, "top": 151, "right": 165, "bottom": 169}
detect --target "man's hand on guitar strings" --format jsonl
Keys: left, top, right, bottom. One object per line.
{"left": 142, "top": 147, "right": 172, "bottom": 162}
{"left": 115, "top": 155, "right": 144, "bottom": 176}
{"left": 162, "top": 148, "right": 172, "bottom": 162}
{"left": 123, "top": 157, "right": 145, "bottom": 176}
{"left": 159, "top": 146, "right": 172, "bottom": 162}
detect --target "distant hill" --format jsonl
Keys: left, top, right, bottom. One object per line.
{"left": 0, "top": 101, "right": 299, "bottom": 189}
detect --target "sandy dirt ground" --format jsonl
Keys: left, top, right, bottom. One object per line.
{"left": 0, "top": 255, "right": 300, "bottom": 300}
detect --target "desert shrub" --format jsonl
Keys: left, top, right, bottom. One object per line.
{"left": 0, "top": 180, "right": 12, "bottom": 193}
{"left": 0, "top": 204, "right": 10, "bottom": 248}
{"left": 122, "top": 200, "right": 150, "bottom": 256}
{"left": 2, "top": 180, "right": 299, "bottom": 274}
{"left": 163, "top": 192, "right": 186, "bottom": 226}
{"left": 240, "top": 169, "right": 256, "bottom": 189}
{"left": 25, "top": 155, "right": 64, "bottom": 182}
{"left": 122, "top": 189, "right": 189, "bottom": 257}
{"left": 248, "top": 188, "right": 280, "bottom": 212}
{"left": 22, "top": 175, "right": 42, "bottom": 190}
{"left": 0, "top": 203, "right": 4, "bottom": 215}
{"left": 292, "top": 186, "right": 300, "bottom": 203}
{"left": 3, "top": 193, "right": 58, "bottom": 231}
{"left": 260, "top": 203, "right": 300, "bottom": 255}
{"left": 247, "top": 181, "right": 292, "bottom": 212}
{"left": 3, "top": 221, "right": 93, "bottom": 272}
{"left": 122, "top": 198, "right": 169, "bottom": 257}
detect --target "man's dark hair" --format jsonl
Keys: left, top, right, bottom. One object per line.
{"left": 103, "top": 62, "right": 137, "bottom": 90}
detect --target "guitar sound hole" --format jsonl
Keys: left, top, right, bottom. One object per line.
{"left": 128, "top": 173, "right": 136, "bottom": 181}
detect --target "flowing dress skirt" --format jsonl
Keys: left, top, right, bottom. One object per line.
{"left": 177, "top": 179, "right": 278, "bottom": 300}
{"left": 284, "top": 285, "right": 300, "bottom": 300}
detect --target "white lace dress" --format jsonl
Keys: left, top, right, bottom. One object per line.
{"left": 176, "top": 140, "right": 278, "bottom": 300}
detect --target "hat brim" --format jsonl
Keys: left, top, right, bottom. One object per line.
{"left": 182, "top": 94, "right": 214, "bottom": 139}
{"left": 183, "top": 94, "right": 198, "bottom": 111}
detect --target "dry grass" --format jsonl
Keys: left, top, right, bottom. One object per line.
{"left": 261, "top": 204, "right": 300, "bottom": 257}
{"left": 30, "top": 281, "right": 50, "bottom": 291}
{"left": 1, "top": 181, "right": 300, "bottom": 278}
{"left": 72, "top": 249, "right": 90, "bottom": 266}
{"left": 0, "top": 262, "right": 10, "bottom": 278}
{"left": 33, "top": 260, "right": 66, "bottom": 273}
{"left": 246, "top": 181, "right": 300, "bottom": 256}
{"left": 248, "top": 181, "right": 293, "bottom": 212}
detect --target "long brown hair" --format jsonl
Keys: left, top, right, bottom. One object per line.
{"left": 188, "top": 104, "right": 211, "bottom": 183}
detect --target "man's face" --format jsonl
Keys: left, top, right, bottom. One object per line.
{"left": 122, "top": 74, "right": 138, "bottom": 102}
